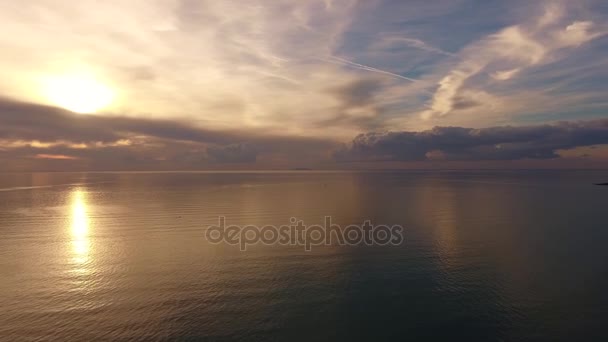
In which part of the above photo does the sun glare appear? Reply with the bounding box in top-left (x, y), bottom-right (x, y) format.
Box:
top-left (70, 189), bottom-right (90, 266)
top-left (45, 75), bottom-right (114, 114)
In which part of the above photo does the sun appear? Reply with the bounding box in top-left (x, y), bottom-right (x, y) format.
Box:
top-left (44, 74), bottom-right (114, 114)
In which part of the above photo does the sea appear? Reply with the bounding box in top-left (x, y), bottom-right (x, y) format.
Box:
top-left (1, 170), bottom-right (607, 341)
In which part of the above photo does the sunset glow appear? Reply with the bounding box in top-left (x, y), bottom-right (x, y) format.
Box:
top-left (44, 74), bottom-right (114, 114)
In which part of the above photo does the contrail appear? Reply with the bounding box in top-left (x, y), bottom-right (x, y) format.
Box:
top-left (327, 55), bottom-right (420, 82)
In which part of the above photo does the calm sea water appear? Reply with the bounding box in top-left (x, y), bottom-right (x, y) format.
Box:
top-left (1, 171), bottom-right (607, 341)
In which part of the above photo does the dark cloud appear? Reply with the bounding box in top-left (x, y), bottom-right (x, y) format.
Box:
top-left (207, 143), bottom-right (258, 163)
top-left (316, 108), bottom-right (387, 131)
top-left (318, 78), bottom-right (387, 130)
top-left (0, 139), bottom-right (212, 170)
top-left (331, 78), bottom-right (383, 108)
top-left (0, 98), bottom-right (241, 144)
top-left (334, 119), bottom-right (608, 162)
top-left (0, 98), bottom-right (337, 170)
top-left (451, 95), bottom-right (481, 110)
top-left (4, 97), bottom-right (607, 170)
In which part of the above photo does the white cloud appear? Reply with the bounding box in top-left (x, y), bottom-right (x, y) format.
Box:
top-left (373, 35), bottom-right (456, 57)
top-left (419, 2), bottom-right (605, 121)
top-left (491, 68), bottom-right (521, 81)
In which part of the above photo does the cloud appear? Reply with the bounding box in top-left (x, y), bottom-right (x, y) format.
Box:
top-left (372, 35), bottom-right (456, 57)
top-left (2, 99), bottom-right (607, 170)
top-left (420, 2), bottom-right (607, 120)
top-left (207, 143), bottom-right (258, 163)
top-left (313, 78), bottom-right (392, 131)
top-left (331, 78), bottom-right (384, 108)
top-left (334, 119), bottom-right (608, 162)
top-left (0, 98), bottom-right (338, 170)
top-left (0, 98), bottom-right (240, 144)
top-left (34, 154), bottom-right (78, 160)
top-left (490, 68), bottom-right (521, 81)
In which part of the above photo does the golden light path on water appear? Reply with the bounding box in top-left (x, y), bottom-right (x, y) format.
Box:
top-left (70, 189), bottom-right (91, 271)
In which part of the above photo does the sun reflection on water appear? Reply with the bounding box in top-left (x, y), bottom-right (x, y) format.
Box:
top-left (70, 189), bottom-right (91, 268)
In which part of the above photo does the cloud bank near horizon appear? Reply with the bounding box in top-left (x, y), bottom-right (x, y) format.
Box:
top-left (334, 120), bottom-right (608, 162)
top-left (1, 98), bottom-right (607, 170)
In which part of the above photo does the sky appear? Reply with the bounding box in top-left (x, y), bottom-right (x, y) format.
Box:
top-left (1, 0), bottom-right (608, 170)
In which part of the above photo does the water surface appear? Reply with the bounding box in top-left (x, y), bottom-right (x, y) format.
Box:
top-left (1, 171), bottom-right (607, 341)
